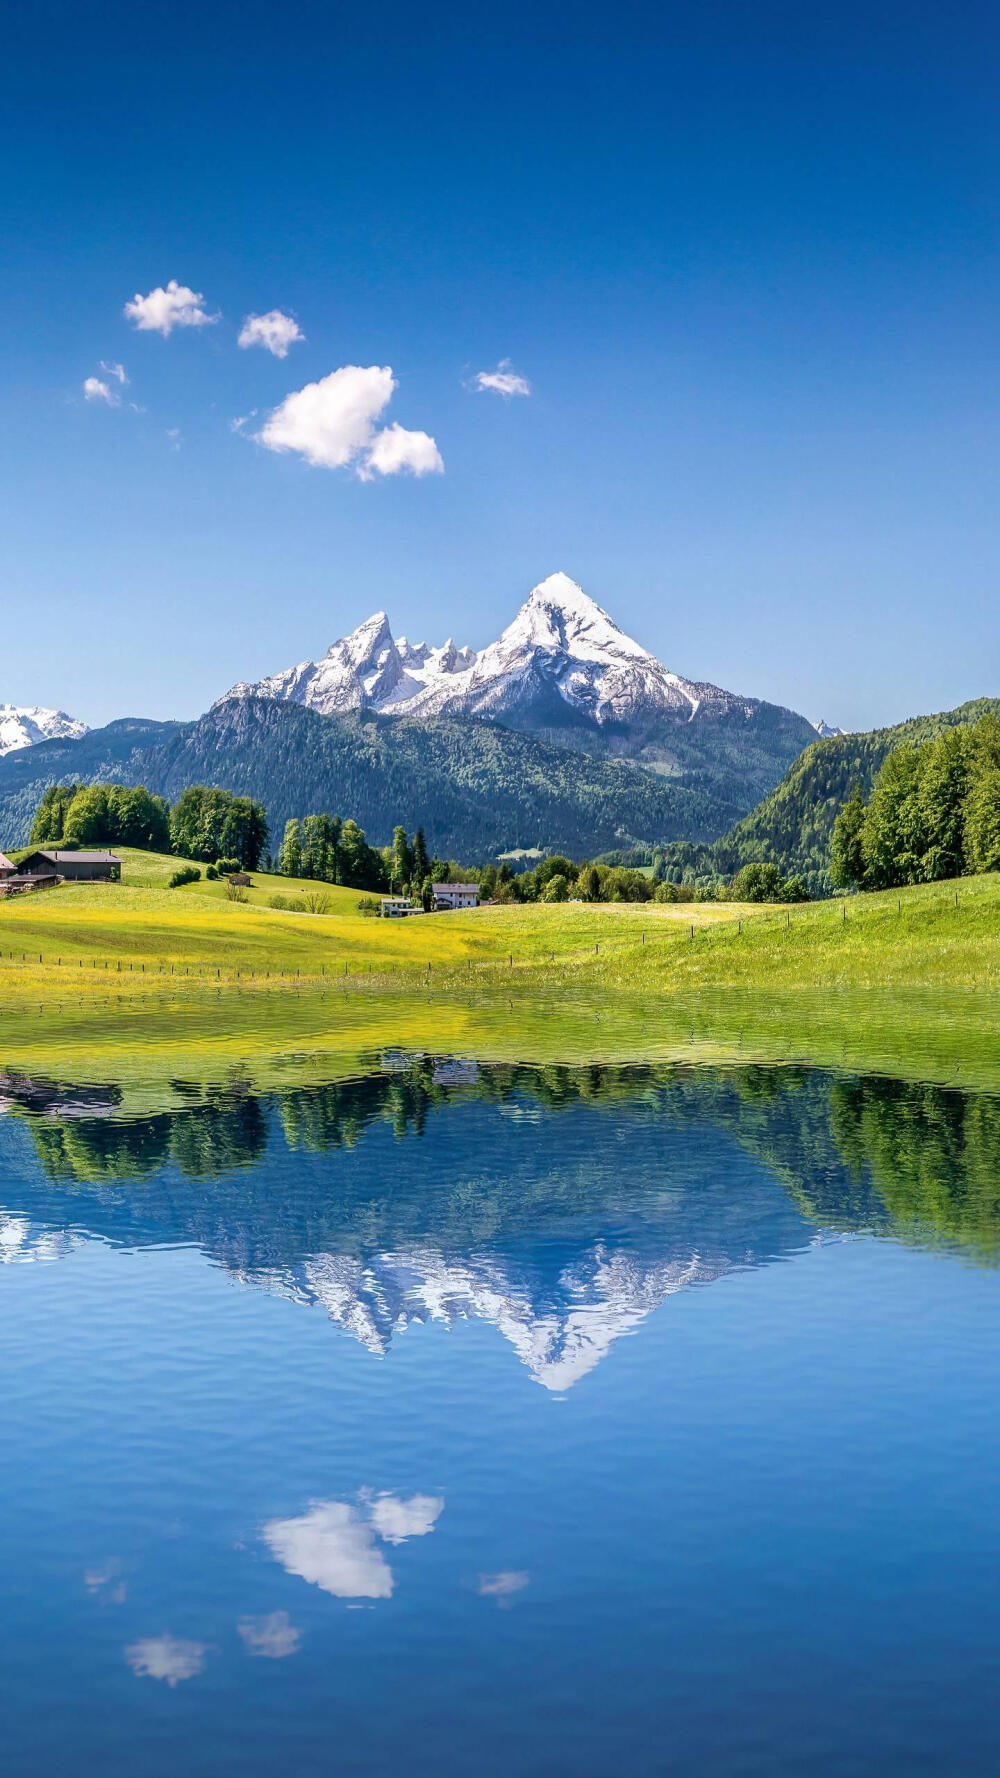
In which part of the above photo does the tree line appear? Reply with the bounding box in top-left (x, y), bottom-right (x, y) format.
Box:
top-left (830, 714), bottom-right (1000, 891)
top-left (31, 783), bottom-right (269, 870)
top-left (26, 781), bottom-right (810, 907)
top-left (276, 816), bottom-right (479, 906)
top-left (478, 855), bottom-right (806, 904)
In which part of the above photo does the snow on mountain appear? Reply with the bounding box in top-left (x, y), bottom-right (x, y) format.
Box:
top-left (0, 704), bottom-right (89, 758)
top-left (243, 1239), bottom-right (737, 1390)
top-left (812, 718), bottom-right (848, 739)
top-left (222, 572), bottom-right (762, 733)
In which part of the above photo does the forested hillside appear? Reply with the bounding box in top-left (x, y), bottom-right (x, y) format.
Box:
top-left (0, 719), bottom-right (181, 850)
top-left (0, 697), bottom-right (745, 859)
top-left (142, 698), bottom-right (742, 857)
top-left (662, 697), bottom-right (1000, 895)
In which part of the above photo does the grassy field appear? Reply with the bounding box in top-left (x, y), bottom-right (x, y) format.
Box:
top-left (1, 848), bottom-right (999, 1094)
top-left (0, 846), bottom-right (751, 983)
top-left (2, 845), bottom-right (1000, 989)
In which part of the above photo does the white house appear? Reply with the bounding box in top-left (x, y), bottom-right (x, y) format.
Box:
top-left (432, 883), bottom-right (480, 911)
top-left (381, 895), bottom-right (423, 918)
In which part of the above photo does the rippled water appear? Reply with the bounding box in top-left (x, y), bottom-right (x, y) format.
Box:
top-left (3, 1055), bottom-right (1000, 1776)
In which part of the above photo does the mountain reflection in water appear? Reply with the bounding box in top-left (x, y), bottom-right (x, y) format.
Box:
top-left (3, 1058), bottom-right (999, 1389)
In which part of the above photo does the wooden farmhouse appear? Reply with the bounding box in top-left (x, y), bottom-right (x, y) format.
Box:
top-left (15, 850), bottom-right (122, 883)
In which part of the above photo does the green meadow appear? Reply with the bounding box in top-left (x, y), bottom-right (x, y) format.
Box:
top-left (1, 847), bottom-right (999, 1098)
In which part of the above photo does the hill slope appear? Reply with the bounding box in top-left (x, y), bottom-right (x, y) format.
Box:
top-left (0, 698), bottom-right (746, 858)
top-left (141, 697), bottom-right (746, 856)
top-left (668, 696), bottom-right (1000, 894)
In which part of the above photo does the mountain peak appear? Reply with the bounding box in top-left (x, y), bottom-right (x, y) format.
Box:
top-left (221, 573), bottom-right (811, 745)
top-left (0, 703), bottom-right (89, 758)
top-left (526, 571), bottom-right (599, 613)
top-left (502, 572), bottom-right (649, 666)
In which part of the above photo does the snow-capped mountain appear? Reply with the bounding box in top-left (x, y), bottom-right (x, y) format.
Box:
top-left (224, 572), bottom-right (800, 736)
top-left (812, 718), bottom-right (848, 739)
top-left (0, 704), bottom-right (88, 758)
top-left (239, 1241), bottom-right (741, 1391)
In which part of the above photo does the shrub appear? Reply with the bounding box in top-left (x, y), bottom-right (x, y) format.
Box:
top-left (226, 882), bottom-right (248, 903)
top-left (216, 857), bottom-right (242, 876)
top-left (168, 866), bottom-right (201, 888)
top-left (205, 864), bottom-right (219, 880)
top-left (302, 891), bottom-right (331, 914)
top-left (653, 881), bottom-right (678, 903)
top-left (268, 894), bottom-right (306, 912)
top-left (357, 896), bottom-right (381, 916)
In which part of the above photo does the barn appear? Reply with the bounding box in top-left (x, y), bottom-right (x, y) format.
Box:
top-left (16, 850), bottom-right (122, 882)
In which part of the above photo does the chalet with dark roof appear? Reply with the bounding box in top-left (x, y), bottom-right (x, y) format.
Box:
top-left (16, 850), bottom-right (122, 882)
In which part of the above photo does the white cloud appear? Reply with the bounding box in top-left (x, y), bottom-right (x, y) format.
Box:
top-left (84, 1559), bottom-right (126, 1602)
top-left (262, 1492), bottom-right (444, 1599)
top-left (124, 279), bottom-right (217, 336)
top-left (125, 1633), bottom-right (206, 1686)
top-left (262, 1501), bottom-right (394, 1598)
top-left (368, 1492), bottom-right (444, 1544)
top-left (477, 1570), bottom-right (530, 1603)
top-left (238, 310), bottom-right (304, 358)
top-left (257, 364), bottom-right (393, 469)
top-left (100, 361), bottom-right (128, 385)
top-left (166, 427), bottom-right (181, 451)
top-left (471, 359), bottom-right (531, 397)
top-left (237, 1611), bottom-right (301, 1658)
top-left (361, 423), bottom-right (444, 481)
top-left (83, 376), bottom-right (119, 406)
top-left (255, 364), bottom-right (443, 479)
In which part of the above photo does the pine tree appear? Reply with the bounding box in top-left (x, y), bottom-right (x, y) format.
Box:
top-left (278, 818), bottom-right (302, 877)
top-left (390, 825), bottom-right (412, 889)
top-left (301, 814), bottom-right (326, 879)
top-left (412, 827), bottom-right (430, 885)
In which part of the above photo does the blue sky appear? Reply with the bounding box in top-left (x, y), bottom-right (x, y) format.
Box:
top-left (2, 0), bottom-right (998, 731)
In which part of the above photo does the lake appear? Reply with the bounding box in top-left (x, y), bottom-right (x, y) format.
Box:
top-left (3, 1053), bottom-right (1000, 1776)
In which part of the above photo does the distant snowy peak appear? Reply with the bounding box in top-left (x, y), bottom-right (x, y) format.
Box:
top-left (243, 1239), bottom-right (736, 1390)
top-left (223, 572), bottom-right (758, 731)
top-left (812, 718), bottom-right (848, 739)
top-left (0, 704), bottom-right (89, 758)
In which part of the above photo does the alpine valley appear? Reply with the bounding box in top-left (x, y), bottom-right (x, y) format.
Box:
top-left (0, 575), bottom-right (819, 858)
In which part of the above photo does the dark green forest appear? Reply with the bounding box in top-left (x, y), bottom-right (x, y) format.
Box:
top-left (830, 715), bottom-right (1000, 890)
top-left (657, 698), bottom-right (1000, 896)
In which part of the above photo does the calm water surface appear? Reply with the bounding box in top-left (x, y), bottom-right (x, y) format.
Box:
top-left (3, 1056), bottom-right (1000, 1776)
